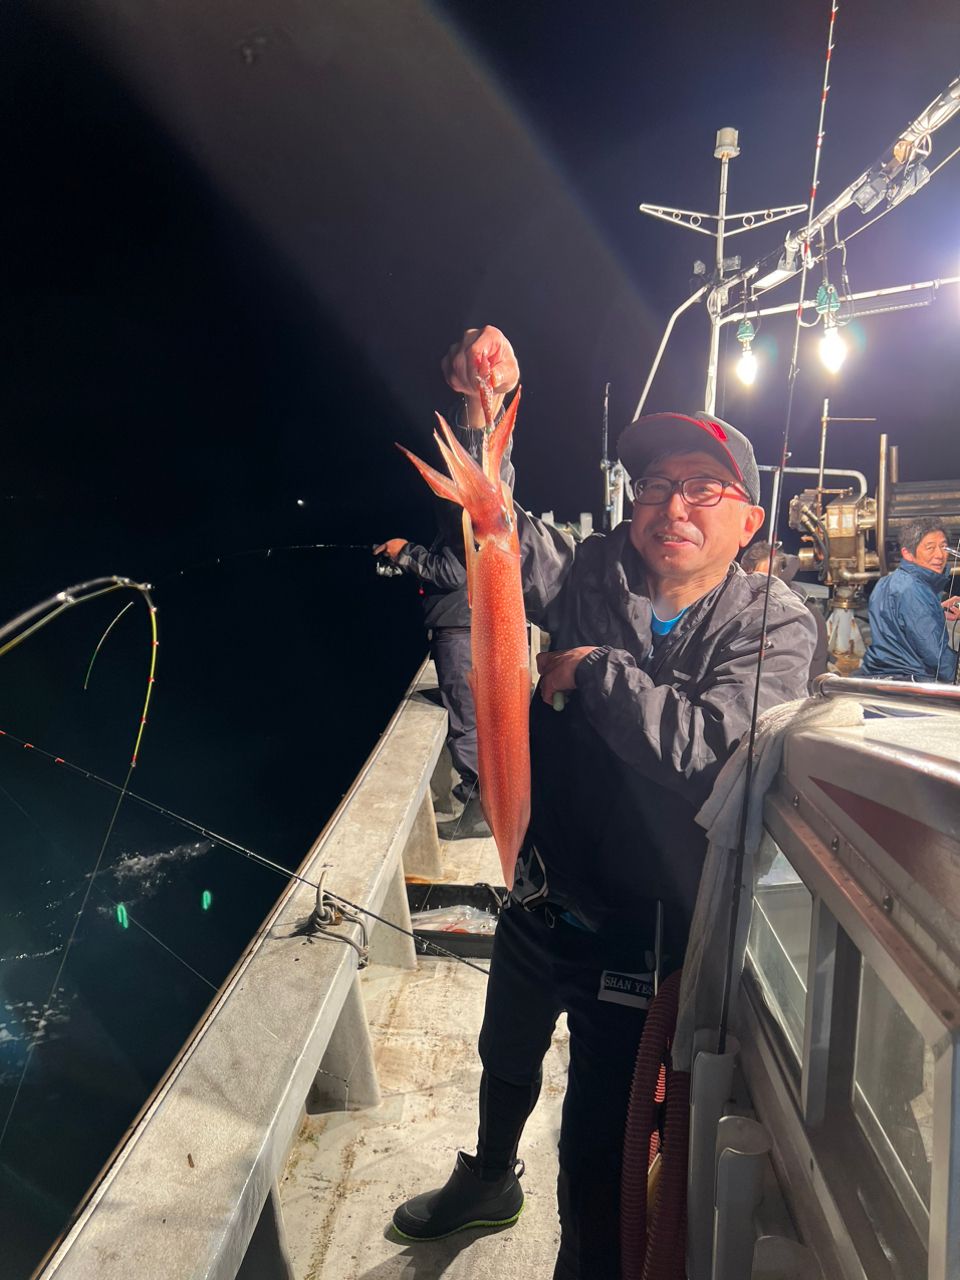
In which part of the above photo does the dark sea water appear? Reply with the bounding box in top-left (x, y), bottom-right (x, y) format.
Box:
top-left (0, 554), bottom-right (426, 1278)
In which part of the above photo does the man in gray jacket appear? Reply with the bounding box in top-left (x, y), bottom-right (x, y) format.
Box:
top-left (392, 327), bottom-right (816, 1279)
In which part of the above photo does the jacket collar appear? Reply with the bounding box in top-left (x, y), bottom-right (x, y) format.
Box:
top-left (606, 523), bottom-right (738, 641)
top-left (897, 558), bottom-right (949, 591)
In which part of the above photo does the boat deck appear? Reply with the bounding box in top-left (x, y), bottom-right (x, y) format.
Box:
top-left (279, 792), bottom-right (569, 1280)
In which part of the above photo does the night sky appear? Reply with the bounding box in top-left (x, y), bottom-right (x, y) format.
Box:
top-left (2, 0), bottom-right (960, 842)
top-left (6, 0), bottom-right (960, 556)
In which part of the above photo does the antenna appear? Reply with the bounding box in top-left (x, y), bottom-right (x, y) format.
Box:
top-left (637, 129), bottom-right (806, 415)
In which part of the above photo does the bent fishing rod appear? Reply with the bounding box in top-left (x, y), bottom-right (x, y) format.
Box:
top-left (0, 577), bottom-right (158, 1152)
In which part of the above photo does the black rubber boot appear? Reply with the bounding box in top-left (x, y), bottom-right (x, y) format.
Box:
top-left (437, 794), bottom-right (492, 841)
top-left (392, 1152), bottom-right (525, 1240)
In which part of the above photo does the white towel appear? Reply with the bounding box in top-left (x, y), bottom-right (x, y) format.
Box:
top-left (672, 695), bottom-right (864, 1072)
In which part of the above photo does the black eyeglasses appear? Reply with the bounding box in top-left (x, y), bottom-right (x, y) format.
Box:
top-left (632, 475), bottom-right (750, 507)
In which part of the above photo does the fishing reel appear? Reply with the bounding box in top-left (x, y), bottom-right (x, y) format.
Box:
top-left (374, 552), bottom-right (403, 578)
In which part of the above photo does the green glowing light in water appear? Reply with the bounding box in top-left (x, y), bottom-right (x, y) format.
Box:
top-left (116, 903), bottom-right (129, 929)
top-left (201, 890), bottom-right (213, 911)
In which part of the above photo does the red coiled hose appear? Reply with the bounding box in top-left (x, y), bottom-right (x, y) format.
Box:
top-left (620, 969), bottom-right (689, 1280)
top-left (642, 1067), bottom-right (690, 1280)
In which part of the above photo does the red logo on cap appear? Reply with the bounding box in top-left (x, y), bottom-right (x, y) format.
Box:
top-left (701, 418), bottom-right (728, 442)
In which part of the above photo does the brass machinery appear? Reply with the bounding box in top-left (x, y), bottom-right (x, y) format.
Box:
top-left (786, 403), bottom-right (960, 671)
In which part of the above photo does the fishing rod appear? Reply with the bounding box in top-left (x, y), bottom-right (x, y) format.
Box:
top-left (163, 542), bottom-right (373, 584)
top-left (716, 0), bottom-right (840, 1056)
top-left (0, 578), bottom-right (159, 1154)
top-left (0, 725), bottom-right (492, 977)
top-left (83, 543), bottom-right (393, 688)
top-left (0, 577), bottom-right (158, 766)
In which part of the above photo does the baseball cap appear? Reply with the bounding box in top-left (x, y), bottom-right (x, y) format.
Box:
top-left (617, 411), bottom-right (761, 506)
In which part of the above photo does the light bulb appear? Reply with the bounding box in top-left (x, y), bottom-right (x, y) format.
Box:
top-left (819, 325), bottom-right (847, 374)
top-left (736, 346), bottom-right (757, 386)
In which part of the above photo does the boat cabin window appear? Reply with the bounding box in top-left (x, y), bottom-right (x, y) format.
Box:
top-left (746, 833), bottom-right (812, 1067)
top-left (740, 803), bottom-right (954, 1279)
top-left (854, 959), bottom-right (934, 1230)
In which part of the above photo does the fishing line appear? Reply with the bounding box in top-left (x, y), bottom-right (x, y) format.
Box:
top-left (84, 602), bottom-right (134, 690)
top-left (0, 792), bottom-right (282, 1051)
top-left (440, 773), bottom-right (480, 841)
top-left (93, 885), bottom-right (221, 994)
top-left (716, 0), bottom-right (839, 1055)
top-left (0, 776), bottom-right (60, 842)
top-left (0, 727), bottom-right (491, 977)
top-left (163, 543), bottom-right (372, 585)
top-left (0, 766), bottom-right (214, 996)
top-left (0, 580), bottom-right (158, 1154)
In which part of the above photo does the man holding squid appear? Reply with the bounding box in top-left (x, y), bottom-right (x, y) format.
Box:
top-left (392, 326), bottom-right (817, 1279)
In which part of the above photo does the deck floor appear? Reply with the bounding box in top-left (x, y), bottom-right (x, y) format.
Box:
top-left (279, 803), bottom-right (569, 1279)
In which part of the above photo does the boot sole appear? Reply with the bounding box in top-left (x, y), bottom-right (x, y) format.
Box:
top-left (392, 1200), bottom-right (524, 1241)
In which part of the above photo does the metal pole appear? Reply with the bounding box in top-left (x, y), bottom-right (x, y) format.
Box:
top-left (632, 285), bottom-right (709, 421)
top-left (716, 153), bottom-right (729, 281)
top-left (877, 433), bottom-right (889, 575)
top-left (753, 70), bottom-right (960, 295)
top-left (718, 274), bottom-right (960, 330)
top-left (756, 463), bottom-right (868, 498)
top-left (704, 131), bottom-right (739, 415)
top-left (817, 398), bottom-right (829, 516)
top-left (704, 289), bottom-right (723, 417)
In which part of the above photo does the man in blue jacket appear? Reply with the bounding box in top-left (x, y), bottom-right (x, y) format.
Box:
top-left (860, 518), bottom-right (960, 681)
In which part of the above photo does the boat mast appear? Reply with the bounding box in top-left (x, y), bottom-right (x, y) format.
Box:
top-left (634, 69), bottom-right (960, 420)
top-left (635, 129), bottom-right (805, 417)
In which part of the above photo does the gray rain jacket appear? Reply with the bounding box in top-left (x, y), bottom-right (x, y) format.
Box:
top-left (511, 513), bottom-right (817, 934)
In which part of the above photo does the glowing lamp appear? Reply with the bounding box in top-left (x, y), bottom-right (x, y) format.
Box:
top-left (736, 347), bottom-right (757, 386)
top-left (819, 323), bottom-right (847, 374)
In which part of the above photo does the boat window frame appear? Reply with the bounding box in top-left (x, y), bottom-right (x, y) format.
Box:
top-left (741, 786), bottom-right (960, 1280)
